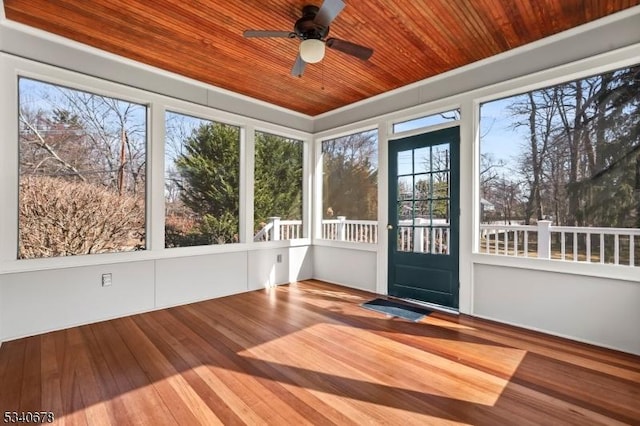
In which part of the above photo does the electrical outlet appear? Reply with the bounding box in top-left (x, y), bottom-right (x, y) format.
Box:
top-left (276, 254), bottom-right (283, 263)
top-left (101, 273), bottom-right (112, 287)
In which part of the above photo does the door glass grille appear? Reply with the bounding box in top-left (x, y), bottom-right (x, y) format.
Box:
top-left (396, 142), bottom-right (451, 254)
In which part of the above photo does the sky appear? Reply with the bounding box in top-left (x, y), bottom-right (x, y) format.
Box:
top-left (479, 96), bottom-right (529, 177)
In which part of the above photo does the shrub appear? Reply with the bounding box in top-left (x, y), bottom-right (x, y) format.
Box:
top-left (19, 176), bottom-right (145, 258)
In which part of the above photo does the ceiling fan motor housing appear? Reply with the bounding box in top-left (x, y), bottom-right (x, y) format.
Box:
top-left (295, 5), bottom-right (329, 40)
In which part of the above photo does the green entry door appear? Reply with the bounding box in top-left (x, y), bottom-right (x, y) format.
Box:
top-left (388, 126), bottom-right (460, 309)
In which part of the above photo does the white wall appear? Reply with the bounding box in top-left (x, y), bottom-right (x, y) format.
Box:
top-left (313, 246), bottom-right (377, 292)
top-left (246, 246), bottom-right (313, 291)
top-left (155, 253), bottom-right (249, 308)
top-left (1, 261), bottom-right (156, 340)
top-left (0, 246), bottom-right (313, 341)
top-left (474, 264), bottom-right (640, 355)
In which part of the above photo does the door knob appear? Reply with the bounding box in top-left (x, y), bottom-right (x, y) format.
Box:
top-left (387, 224), bottom-right (394, 230)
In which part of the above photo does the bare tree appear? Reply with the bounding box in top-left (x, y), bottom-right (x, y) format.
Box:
top-left (18, 78), bottom-right (147, 258)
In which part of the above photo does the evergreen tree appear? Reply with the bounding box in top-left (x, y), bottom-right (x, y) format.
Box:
top-left (174, 122), bottom-right (240, 244)
top-left (254, 133), bottom-right (303, 230)
top-left (574, 67), bottom-right (640, 227)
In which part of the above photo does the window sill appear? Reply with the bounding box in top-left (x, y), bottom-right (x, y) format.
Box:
top-left (472, 253), bottom-right (640, 283)
top-left (312, 239), bottom-right (378, 252)
top-left (0, 239), bottom-right (312, 275)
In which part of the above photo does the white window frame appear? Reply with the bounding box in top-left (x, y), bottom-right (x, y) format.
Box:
top-left (252, 127), bottom-right (309, 243)
top-left (2, 56), bottom-right (153, 269)
top-left (469, 44), bottom-right (640, 282)
top-left (0, 54), bottom-right (312, 274)
top-left (313, 124), bottom-right (380, 251)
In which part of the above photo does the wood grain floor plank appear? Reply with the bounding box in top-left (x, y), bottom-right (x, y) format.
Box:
top-left (172, 304), bottom-right (340, 425)
top-left (40, 333), bottom-right (65, 421)
top-left (0, 280), bottom-right (639, 425)
top-left (19, 336), bottom-right (41, 411)
top-left (0, 338), bottom-right (26, 413)
top-left (111, 317), bottom-right (221, 425)
top-left (90, 320), bottom-right (177, 425)
top-left (131, 310), bottom-right (262, 425)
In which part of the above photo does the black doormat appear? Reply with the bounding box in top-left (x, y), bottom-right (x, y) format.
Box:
top-left (361, 298), bottom-right (432, 322)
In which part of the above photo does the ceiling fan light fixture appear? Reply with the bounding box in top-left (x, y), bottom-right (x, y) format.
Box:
top-left (299, 38), bottom-right (325, 63)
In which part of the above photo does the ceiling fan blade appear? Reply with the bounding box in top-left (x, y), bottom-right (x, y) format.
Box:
top-left (291, 54), bottom-right (306, 77)
top-left (314, 0), bottom-right (345, 27)
top-left (243, 30), bottom-right (295, 38)
top-left (326, 38), bottom-right (373, 60)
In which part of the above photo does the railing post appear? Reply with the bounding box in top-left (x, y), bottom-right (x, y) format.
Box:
top-left (413, 218), bottom-right (426, 253)
top-left (337, 216), bottom-right (346, 241)
top-left (269, 217), bottom-right (281, 241)
top-left (537, 220), bottom-right (551, 259)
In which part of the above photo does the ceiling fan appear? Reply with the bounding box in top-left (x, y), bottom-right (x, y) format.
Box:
top-left (243, 0), bottom-right (374, 77)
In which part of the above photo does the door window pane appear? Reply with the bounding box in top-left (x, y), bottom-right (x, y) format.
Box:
top-left (398, 201), bottom-right (414, 221)
top-left (414, 147), bottom-right (430, 174)
top-left (397, 150), bottom-right (413, 175)
top-left (414, 175), bottom-right (432, 200)
top-left (398, 176), bottom-right (414, 200)
top-left (397, 227), bottom-right (413, 252)
top-left (431, 144), bottom-right (451, 172)
top-left (432, 199), bottom-right (450, 222)
top-left (431, 172), bottom-right (450, 200)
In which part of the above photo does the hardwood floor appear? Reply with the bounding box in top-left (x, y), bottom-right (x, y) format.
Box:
top-left (1, 280), bottom-right (639, 425)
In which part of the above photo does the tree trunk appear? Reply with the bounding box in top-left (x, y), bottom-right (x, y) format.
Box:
top-left (117, 128), bottom-right (127, 196)
top-left (524, 92), bottom-right (543, 223)
top-left (567, 83), bottom-right (583, 226)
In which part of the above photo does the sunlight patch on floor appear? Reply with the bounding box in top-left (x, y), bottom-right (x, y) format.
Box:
top-left (293, 286), bottom-right (368, 301)
top-left (421, 316), bottom-right (477, 330)
top-left (238, 322), bottom-right (527, 407)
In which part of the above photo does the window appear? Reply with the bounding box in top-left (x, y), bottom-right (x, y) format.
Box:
top-left (253, 132), bottom-right (303, 242)
top-left (164, 111), bottom-right (240, 247)
top-left (397, 144), bottom-right (452, 254)
top-left (18, 78), bottom-right (147, 259)
top-left (393, 109), bottom-right (460, 133)
top-left (321, 129), bottom-right (378, 243)
top-left (479, 63), bottom-right (640, 266)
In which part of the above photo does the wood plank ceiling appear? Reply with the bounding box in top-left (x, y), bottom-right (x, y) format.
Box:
top-left (4, 1), bottom-right (640, 116)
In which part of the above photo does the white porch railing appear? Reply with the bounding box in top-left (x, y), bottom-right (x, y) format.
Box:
top-left (254, 216), bottom-right (378, 243)
top-left (322, 216), bottom-right (378, 243)
top-left (254, 217), bottom-right (639, 266)
top-left (254, 217), bottom-right (303, 242)
top-left (480, 221), bottom-right (640, 267)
